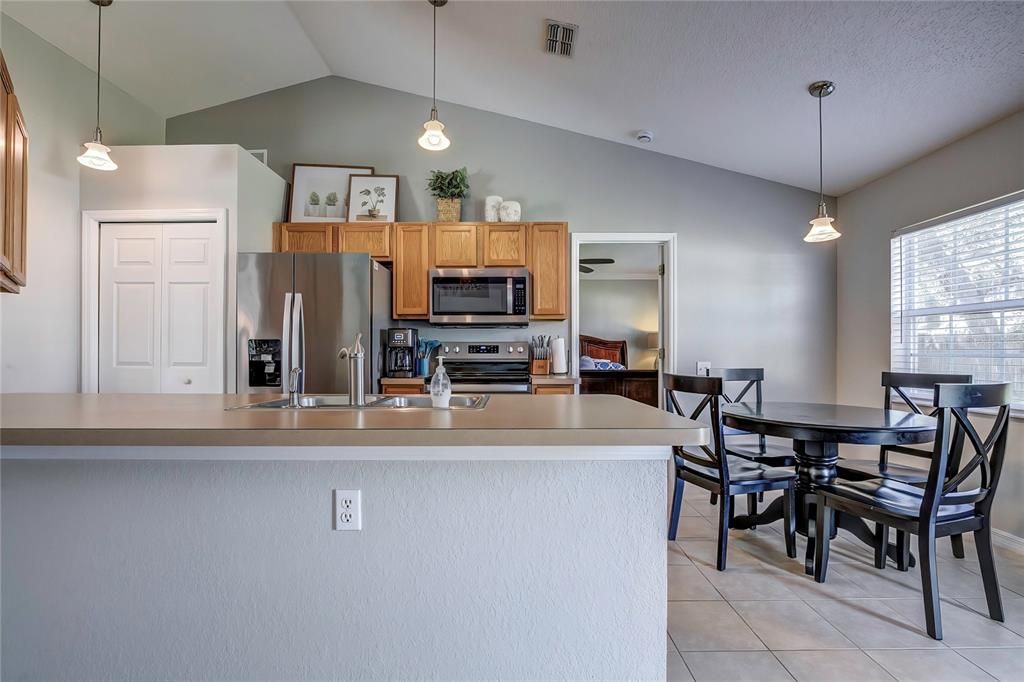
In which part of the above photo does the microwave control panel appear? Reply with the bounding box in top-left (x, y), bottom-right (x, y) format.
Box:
top-left (512, 280), bottom-right (528, 315)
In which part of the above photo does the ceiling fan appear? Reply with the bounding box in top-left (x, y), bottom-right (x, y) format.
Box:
top-left (579, 258), bottom-right (615, 274)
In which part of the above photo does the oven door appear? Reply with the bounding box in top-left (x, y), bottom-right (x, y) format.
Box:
top-left (429, 268), bottom-right (529, 326)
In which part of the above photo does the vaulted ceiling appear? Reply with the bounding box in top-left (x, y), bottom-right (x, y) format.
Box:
top-left (5, 1), bottom-right (1022, 195)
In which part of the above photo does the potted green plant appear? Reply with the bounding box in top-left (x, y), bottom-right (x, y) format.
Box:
top-left (324, 191), bottom-right (342, 218)
top-left (359, 186), bottom-right (387, 219)
top-left (427, 167), bottom-right (469, 222)
top-left (305, 191), bottom-right (322, 218)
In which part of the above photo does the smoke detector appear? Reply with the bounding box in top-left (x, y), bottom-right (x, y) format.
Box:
top-left (544, 19), bottom-right (578, 57)
top-left (635, 130), bottom-right (654, 144)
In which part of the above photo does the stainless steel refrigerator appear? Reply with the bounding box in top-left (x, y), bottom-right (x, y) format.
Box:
top-left (236, 252), bottom-right (392, 394)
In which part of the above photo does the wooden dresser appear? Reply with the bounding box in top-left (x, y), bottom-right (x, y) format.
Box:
top-left (580, 369), bottom-right (659, 407)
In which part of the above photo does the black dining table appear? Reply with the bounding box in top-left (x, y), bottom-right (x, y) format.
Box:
top-left (721, 401), bottom-right (937, 574)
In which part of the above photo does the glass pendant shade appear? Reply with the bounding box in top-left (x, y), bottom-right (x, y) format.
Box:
top-left (804, 208), bottom-right (841, 242)
top-left (418, 118), bottom-right (450, 151)
top-left (77, 140), bottom-right (118, 171)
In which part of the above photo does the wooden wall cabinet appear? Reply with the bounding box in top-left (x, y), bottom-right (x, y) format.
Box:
top-left (481, 223), bottom-right (528, 267)
top-left (274, 222), bottom-right (333, 253)
top-left (528, 222), bottom-right (568, 319)
top-left (393, 222), bottom-right (431, 318)
top-left (1, 51), bottom-right (28, 294)
top-left (433, 223), bottom-right (478, 267)
top-left (336, 222), bottom-right (391, 259)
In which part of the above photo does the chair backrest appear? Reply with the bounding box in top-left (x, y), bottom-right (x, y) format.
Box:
top-left (880, 371), bottom-right (972, 462)
top-left (919, 382), bottom-right (1012, 523)
top-left (664, 373), bottom-right (728, 485)
top-left (580, 335), bottom-right (628, 366)
top-left (708, 367), bottom-right (766, 451)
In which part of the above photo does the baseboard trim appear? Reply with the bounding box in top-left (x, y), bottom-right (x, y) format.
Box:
top-left (992, 528), bottom-right (1024, 555)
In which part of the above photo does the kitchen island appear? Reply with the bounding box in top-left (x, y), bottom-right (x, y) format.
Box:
top-left (1, 393), bottom-right (705, 680)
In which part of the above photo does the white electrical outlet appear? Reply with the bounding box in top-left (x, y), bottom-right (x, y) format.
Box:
top-left (696, 361), bottom-right (712, 375)
top-left (333, 489), bottom-right (362, 531)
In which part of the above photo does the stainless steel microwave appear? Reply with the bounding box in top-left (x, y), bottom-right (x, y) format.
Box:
top-left (428, 267), bottom-right (530, 326)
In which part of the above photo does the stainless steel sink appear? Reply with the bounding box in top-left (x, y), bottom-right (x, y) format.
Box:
top-left (231, 394), bottom-right (489, 410)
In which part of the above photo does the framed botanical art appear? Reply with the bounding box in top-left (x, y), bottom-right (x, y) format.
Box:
top-left (289, 163), bottom-right (374, 222)
top-left (347, 175), bottom-right (400, 222)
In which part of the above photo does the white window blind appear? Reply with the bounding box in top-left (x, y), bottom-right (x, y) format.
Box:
top-left (891, 194), bottom-right (1024, 408)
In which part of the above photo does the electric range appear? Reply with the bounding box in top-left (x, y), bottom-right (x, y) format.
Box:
top-left (435, 341), bottom-right (531, 393)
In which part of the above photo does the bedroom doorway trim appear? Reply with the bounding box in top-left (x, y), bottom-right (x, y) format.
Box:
top-left (570, 232), bottom-right (678, 381)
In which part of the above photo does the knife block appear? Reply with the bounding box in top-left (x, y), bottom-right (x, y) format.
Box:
top-left (530, 359), bottom-right (550, 376)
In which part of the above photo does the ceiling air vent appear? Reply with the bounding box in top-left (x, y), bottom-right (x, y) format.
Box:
top-left (544, 20), bottom-right (578, 57)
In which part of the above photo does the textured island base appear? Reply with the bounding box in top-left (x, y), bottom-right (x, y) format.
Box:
top-left (2, 452), bottom-right (667, 680)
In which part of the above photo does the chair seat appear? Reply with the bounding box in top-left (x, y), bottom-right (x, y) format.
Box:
top-left (676, 450), bottom-right (795, 486)
top-left (726, 441), bottom-right (796, 467)
top-left (819, 477), bottom-right (976, 522)
top-left (837, 458), bottom-right (929, 484)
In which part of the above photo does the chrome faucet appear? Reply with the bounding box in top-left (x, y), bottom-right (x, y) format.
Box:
top-left (338, 333), bottom-right (366, 407)
top-left (288, 367), bottom-right (303, 408)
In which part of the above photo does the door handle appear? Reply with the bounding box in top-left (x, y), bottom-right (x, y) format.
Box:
top-left (292, 293), bottom-right (305, 392)
top-left (281, 292), bottom-right (293, 394)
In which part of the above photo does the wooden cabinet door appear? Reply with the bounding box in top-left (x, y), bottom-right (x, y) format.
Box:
top-left (393, 223), bottom-right (431, 318)
top-left (433, 223), bottom-right (478, 267)
top-left (274, 223), bottom-right (333, 253)
top-left (0, 52), bottom-right (9, 286)
top-left (4, 92), bottom-right (27, 288)
top-left (481, 223), bottom-right (527, 266)
top-left (336, 222), bottom-right (391, 259)
top-left (528, 222), bottom-right (568, 319)
top-left (532, 384), bottom-right (575, 395)
top-left (382, 385), bottom-right (425, 395)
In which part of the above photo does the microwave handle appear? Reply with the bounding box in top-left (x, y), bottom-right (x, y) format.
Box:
top-left (507, 278), bottom-right (514, 314)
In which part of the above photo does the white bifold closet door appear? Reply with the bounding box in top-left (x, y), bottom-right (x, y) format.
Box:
top-left (98, 222), bottom-right (225, 393)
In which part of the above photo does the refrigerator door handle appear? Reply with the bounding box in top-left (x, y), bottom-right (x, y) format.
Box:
top-left (293, 292), bottom-right (305, 392)
top-left (280, 292), bottom-right (293, 395)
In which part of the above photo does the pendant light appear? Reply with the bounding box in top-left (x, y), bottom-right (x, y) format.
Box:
top-left (804, 80), bottom-right (839, 242)
top-left (418, 0), bottom-right (451, 151)
top-left (77, 0), bottom-right (118, 171)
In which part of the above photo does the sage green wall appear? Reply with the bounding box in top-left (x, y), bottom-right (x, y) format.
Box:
top-left (169, 76), bottom-right (836, 402)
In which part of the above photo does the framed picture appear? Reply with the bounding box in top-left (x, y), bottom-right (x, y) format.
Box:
top-left (289, 163), bottom-right (374, 222)
top-left (347, 174), bottom-right (399, 222)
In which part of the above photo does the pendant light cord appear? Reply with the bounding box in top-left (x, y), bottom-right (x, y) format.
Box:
top-left (431, 2), bottom-right (437, 113)
top-left (94, 1), bottom-right (103, 142)
top-left (818, 92), bottom-right (824, 208)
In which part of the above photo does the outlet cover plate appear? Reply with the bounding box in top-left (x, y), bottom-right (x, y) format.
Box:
top-left (696, 361), bottom-right (711, 375)
top-left (333, 489), bottom-right (362, 531)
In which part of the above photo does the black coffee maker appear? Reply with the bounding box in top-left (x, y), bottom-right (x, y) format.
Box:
top-left (383, 328), bottom-right (419, 378)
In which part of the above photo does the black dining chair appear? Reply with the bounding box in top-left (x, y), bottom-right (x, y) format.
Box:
top-left (837, 371), bottom-right (972, 561)
top-left (812, 382), bottom-right (1012, 640)
top-left (666, 373), bottom-right (797, 570)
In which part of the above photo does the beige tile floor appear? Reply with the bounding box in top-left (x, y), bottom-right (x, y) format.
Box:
top-left (667, 486), bottom-right (1024, 681)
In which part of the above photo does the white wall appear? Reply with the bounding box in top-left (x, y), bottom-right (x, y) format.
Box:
top-left (168, 76), bottom-right (837, 403)
top-left (237, 149), bottom-right (288, 252)
top-left (0, 18), bottom-right (165, 393)
top-left (836, 111), bottom-right (1024, 536)
top-left (580, 279), bottom-right (659, 369)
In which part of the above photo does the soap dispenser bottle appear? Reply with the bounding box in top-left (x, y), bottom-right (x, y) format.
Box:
top-left (430, 357), bottom-right (452, 408)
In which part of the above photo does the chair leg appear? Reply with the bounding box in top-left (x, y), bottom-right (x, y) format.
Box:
top-left (874, 523), bottom-right (889, 569)
top-left (716, 494), bottom-right (731, 571)
top-left (668, 477), bottom-right (685, 541)
top-left (782, 485), bottom-right (796, 559)
top-left (746, 493), bottom-right (758, 527)
top-left (896, 531), bottom-right (911, 572)
top-left (950, 534), bottom-right (966, 559)
top-left (709, 492), bottom-right (718, 506)
top-left (919, 531), bottom-right (943, 640)
top-left (758, 491), bottom-right (764, 503)
top-left (974, 522), bottom-right (1004, 622)
top-left (814, 496), bottom-right (833, 583)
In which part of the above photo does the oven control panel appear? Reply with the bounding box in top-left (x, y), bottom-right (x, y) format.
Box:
top-left (438, 341), bottom-right (528, 361)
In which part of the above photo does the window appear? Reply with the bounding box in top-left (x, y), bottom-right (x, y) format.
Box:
top-left (891, 193), bottom-right (1024, 408)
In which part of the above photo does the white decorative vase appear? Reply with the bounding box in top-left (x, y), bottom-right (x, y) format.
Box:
top-left (484, 195), bottom-right (503, 222)
top-left (305, 202), bottom-right (320, 218)
top-left (498, 200), bottom-right (521, 222)
top-left (325, 204), bottom-right (342, 218)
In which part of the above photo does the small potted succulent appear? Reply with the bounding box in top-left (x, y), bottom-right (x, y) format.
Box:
top-left (427, 167), bottom-right (469, 222)
top-left (360, 186), bottom-right (387, 219)
top-left (324, 191), bottom-right (342, 218)
top-left (305, 191), bottom-right (322, 218)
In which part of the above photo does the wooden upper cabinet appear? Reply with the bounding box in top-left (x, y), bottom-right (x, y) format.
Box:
top-left (433, 223), bottom-right (478, 268)
top-left (393, 222), bottom-right (431, 318)
top-left (274, 222), bottom-right (334, 253)
top-left (1, 49), bottom-right (27, 294)
top-left (336, 222), bottom-right (391, 259)
top-left (528, 222), bottom-right (568, 319)
top-left (481, 223), bottom-right (527, 267)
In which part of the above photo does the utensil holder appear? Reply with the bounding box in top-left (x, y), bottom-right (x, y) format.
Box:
top-left (530, 359), bottom-right (550, 376)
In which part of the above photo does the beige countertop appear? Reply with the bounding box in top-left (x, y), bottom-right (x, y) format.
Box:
top-left (0, 393), bottom-right (707, 449)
